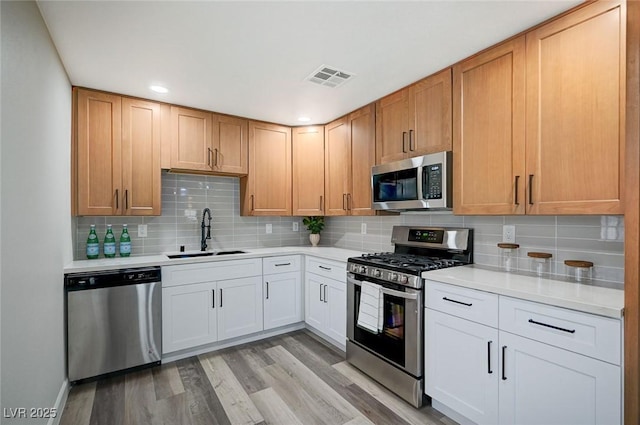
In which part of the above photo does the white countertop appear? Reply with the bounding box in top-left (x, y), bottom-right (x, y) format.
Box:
top-left (64, 246), bottom-right (364, 273)
top-left (422, 265), bottom-right (624, 318)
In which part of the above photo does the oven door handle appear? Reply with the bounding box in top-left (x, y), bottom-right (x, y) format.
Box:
top-left (347, 276), bottom-right (419, 300)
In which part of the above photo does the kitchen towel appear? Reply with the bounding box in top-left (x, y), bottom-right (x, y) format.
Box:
top-left (357, 281), bottom-right (383, 334)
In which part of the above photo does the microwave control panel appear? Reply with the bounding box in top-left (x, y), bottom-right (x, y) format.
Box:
top-left (423, 164), bottom-right (442, 199)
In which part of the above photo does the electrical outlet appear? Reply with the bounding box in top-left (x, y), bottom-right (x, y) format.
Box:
top-left (502, 225), bottom-right (516, 243)
top-left (292, 222), bottom-right (299, 232)
top-left (361, 223), bottom-right (367, 235)
top-left (266, 224), bottom-right (272, 234)
top-left (138, 224), bottom-right (148, 238)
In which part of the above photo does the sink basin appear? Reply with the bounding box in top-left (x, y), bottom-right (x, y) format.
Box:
top-left (214, 250), bottom-right (246, 255)
top-left (167, 252), bottom-right (215, 259)
top-left (166, 250), bottom-right (246, 259)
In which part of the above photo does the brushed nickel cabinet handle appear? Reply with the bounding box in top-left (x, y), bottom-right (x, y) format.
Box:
top-left (528, 174), bottom-right (534, 205)
top-left (409, 129), bottom-right (415, 151)
top-left (402, 132), bottom-right (408, 153)
top-left (514, 176), bottom-right (520, 206)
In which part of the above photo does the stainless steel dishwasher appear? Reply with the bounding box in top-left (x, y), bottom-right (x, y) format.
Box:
top-left (65, 267), bottom-right (162, 383)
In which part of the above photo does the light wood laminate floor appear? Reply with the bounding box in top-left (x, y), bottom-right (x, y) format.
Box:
top-left (60, 330), bottom-right (458, 425)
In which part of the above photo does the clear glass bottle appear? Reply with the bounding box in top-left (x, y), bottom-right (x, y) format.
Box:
top-left (103, 224), bottom-right (116, 258)
top-left (119, 224), bottom-right (131, 257)
top-left (86, 224), bottom-right (99, 259)
top-left (565, 260), bottom-right (593, 283)
top-left (498, 243), bottom-right (519, 272)
top-left (528, 252), bottom-right (552, 277)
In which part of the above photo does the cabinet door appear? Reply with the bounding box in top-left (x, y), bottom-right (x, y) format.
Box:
top-left (75, 89), bottom-right (122, 216)
top-left (217, 276), bottom-right (263, 341)
top-left (305, 274), bottom-right (326, 331)
top-left (212, 114), bottom-right (248, 175)
top-left (453, 37), bottom-right (526, 215)
top-left (375, 88), bottom-right (409, 164)
top-left (292, 126), bottom-right (325, 216)
top-left (243, 121), bottom-right (292, 216)
top-left (170, 106), bottom-right (213, 172)
top-left (348, 104), bottom-right (376, 216)
top-left (264, 271), bottom-right (303, 330)
top-left (162, 282), bottom-right (217, 353)
top-left (425, 309), bottom-right (499, 425)
top-left (499, 331), bottom-right (621, 425)
top-left (525, 0), bottom-right (625, 215)
top-left (324, 117), bottom-right (350, 216)
top-left (325, 278), bottom-right (347, 345)
top-left (409, 68), bottom-right (452, 156)
top-left (121, 98), bottom-right (161, 216)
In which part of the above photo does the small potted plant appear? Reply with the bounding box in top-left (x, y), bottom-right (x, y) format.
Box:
top-left (302, 216), bottom-right (325, 247)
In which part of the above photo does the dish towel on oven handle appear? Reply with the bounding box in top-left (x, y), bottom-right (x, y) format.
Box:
top-left (357, 281), bottom-right (383, 334)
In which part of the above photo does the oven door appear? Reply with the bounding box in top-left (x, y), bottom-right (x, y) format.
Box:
top-left (346, 274), bottom-right (423, 377)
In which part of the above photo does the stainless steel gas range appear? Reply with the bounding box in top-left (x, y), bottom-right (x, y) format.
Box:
top-left (346, 226), bottom-right (473, 408)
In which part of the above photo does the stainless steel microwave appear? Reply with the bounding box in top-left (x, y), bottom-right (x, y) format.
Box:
top-left (371, 151), bottom-right (452, 210)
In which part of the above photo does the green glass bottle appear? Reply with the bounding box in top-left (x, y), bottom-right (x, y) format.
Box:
top-left (86, 224), bottom-right (99, 259)
top-left (119, 224), bottom-right (131, 257)
top-left (104, 224), bottom-right (116, 258)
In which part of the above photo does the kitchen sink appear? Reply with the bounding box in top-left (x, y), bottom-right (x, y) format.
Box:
top-left (166, 250), bottom-right (246, 259)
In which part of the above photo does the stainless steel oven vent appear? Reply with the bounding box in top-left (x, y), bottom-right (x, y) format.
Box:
top-left (305, 65), bottom-right (355, 88)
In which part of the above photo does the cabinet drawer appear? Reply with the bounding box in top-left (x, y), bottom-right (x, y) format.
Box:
top-left (162, 258), bottom-right (263, 287)
top-left (305, 257), bottom-right (346, 282)
top-left (263, 255), bottom-right (301, 274)
top-left (426, 280), bottom-right (498, 328)
top-left (499, 296), bottom-right (621, 365)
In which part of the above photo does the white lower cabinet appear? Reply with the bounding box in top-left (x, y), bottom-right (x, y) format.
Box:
top-left (499, 331), bottom-right (620, 425)
top-left (263, 255), bottom-right (303, 330)
top-left (304, 257), bottom-right (347, 346)
top-left (426, 309), bottom-right (499, 425)
top-left (425, 281), bottom-right (622, 425)
top-left (162, 259), bottom-right (263, 354)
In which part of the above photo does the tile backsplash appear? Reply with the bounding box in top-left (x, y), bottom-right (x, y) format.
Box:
top-left (75, 172), bottom-right (625, 284)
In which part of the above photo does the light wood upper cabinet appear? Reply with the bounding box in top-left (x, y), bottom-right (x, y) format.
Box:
top-left (325, 104), bottom-right (376, 216)
top-left (74, 88), bottom-right (161, 216)
top-left (121, 98), bottom-right (161, 215)
top-left (525, 0), bottom-right (625, 215)
top-left (170, 106), bottom-right (213, 172)
top-left (293, 126), bottom-right (325, 216)
top-left (453, 37), bottom-right (526, 215)
top-left (212, 114), bottom-right (248, 175)
top-left (241, 121), bottom-right (292, 216)
top-left (376, 68), bottom-right (452, 164)
top-left (454, 1), bottom-right (625, 216)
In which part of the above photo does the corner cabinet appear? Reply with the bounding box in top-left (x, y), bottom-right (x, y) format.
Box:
top-left (240, 121), bottom-right (292, 216)
top-left (304, 257), bottom-right (347, 348)
top-left (292, 126), bottom-right (325, 216)
top-left (454, 0), bottom-right (625, 215)
top-left (375, 68), bottom-right (452, 164)
top-left (325, 104), bottom-right (376, 216)
top-left (425, 280), bottom-right (622, 425)
top-left (73, 88), bottom-right (161, 216)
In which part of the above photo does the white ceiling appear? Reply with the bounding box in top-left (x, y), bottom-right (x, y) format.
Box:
top-left (37, 1), bottom-right (581, 126)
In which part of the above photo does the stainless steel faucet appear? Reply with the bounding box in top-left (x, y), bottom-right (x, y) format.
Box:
top-left (201, 208), bottom-right (212, 251)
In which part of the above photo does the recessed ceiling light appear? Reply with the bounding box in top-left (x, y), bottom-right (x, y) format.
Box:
top-left (150, 85), bottom-right (169, 94)
top-left (298, 116), bottom-right (311, 122)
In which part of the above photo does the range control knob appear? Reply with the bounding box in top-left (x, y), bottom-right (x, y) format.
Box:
top-left (359, 266), bottom-right (367, 274)
top-left (399, 275), bottom-right (408, 284)
top-left (373, 269), bottom-right (382, 278)
top-left (389, 273), bottom-right (398, 281)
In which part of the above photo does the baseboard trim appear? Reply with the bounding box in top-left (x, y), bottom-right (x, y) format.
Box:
top-left (304, 325), bottom-right (346, 351)
top-left (48, 379), bottom-right (69, 425)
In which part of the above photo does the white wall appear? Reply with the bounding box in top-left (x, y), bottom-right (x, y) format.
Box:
top-left (1, 1), bottom-right (72, 423)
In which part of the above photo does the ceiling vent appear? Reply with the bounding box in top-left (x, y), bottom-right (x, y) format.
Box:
top-left (305, 65), bottom-right (355, 88)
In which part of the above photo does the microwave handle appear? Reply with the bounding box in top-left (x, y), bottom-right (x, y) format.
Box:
top-left (347, 276), bottom-right (419, 300)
